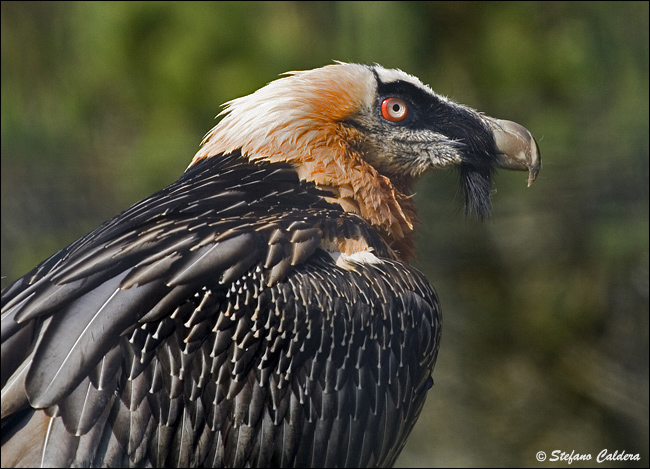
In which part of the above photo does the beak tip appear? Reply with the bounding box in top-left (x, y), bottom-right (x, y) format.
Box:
top-left (526, 138), bottom-right (542, 187)
top-left (527, 173), bottom-right (536, 187)
top-left (489, 118), bottom-right (541, 186)
top-left (527, 159), bottom-right (541, 187)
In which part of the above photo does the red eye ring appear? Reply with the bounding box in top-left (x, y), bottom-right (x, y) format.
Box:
top-left (381, 97), bottom-right (408, 122)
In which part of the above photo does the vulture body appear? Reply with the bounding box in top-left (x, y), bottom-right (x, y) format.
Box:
top-left (1, 63), bottom-right (540, 467)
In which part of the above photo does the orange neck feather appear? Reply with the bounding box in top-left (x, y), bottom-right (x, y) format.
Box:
top-left (260, 123), bottom-right (418, 261)
top-left (191, 64), bottom-right (419, 261)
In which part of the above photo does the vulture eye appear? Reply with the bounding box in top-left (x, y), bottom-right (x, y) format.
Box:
top-left (381, 97), bottom-right (408, 122)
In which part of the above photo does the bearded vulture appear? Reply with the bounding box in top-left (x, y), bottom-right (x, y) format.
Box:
top-left (1, 62), bottom-right (540, 468)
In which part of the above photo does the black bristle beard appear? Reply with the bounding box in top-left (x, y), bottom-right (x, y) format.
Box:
top-left (459, 164), bottom-right (494, 219)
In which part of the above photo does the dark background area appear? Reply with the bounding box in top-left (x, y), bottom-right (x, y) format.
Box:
top-left (1, 2), bottom-right (648, 467)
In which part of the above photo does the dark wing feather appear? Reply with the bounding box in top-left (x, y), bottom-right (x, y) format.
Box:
top-left (1, 152), bottom-right (440, 468)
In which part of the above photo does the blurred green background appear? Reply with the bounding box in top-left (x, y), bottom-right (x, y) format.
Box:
top-left (1, 2), bottom-right (648, 467)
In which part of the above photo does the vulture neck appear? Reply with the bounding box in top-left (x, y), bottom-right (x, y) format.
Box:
top-left (192, 123), bottom-right (419, 262)
top-left (291, 127), bottom-right (419, 262)
top-left (189, 64), bottom-right (419, 261)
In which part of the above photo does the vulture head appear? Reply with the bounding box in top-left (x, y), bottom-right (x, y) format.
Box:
top-left (193, 62), bottom-right (541, 259)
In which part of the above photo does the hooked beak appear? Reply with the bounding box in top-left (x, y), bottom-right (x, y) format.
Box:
top-left (486, 118), bottom-right (541, 187)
